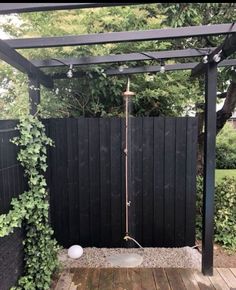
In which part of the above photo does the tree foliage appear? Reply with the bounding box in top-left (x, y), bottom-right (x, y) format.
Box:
top-left (0, 4), bottom-right (207, 118)
top-left (216, 122), bottom-right (236, 169)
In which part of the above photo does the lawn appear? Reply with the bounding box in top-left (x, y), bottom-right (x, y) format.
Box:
top-left (215, 169), bottom-right (236, 183)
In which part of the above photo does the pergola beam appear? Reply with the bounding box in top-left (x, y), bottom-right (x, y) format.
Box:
top-left (31, 48), bottom-right (215, 68)
top-left (0, 39), bottom-right (53, 88)
top-left (191, 32), bottom-right (236, 77)
top-left (5, 23), bottom-right (236, 49)
top-left (104, 59), bottom-right (236, 76)
top-left (0, 3), bottom-right (141, 14)
top-left (202, 62), bottom-right (217, 275)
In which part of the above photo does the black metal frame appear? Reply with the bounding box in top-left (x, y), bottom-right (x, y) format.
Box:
top-left (5, 23), bottom-right (236, 49)
top-left (0, 3), bottom-right (143, 14)
top-left (0, 3), bottom-right (236, 276)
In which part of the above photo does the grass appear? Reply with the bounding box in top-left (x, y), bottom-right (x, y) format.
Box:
top-left (215, 169), bottom-right (236, 183)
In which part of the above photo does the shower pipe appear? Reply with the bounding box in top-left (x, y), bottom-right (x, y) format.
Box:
top-left (123, 78), bottom-right (143, 249)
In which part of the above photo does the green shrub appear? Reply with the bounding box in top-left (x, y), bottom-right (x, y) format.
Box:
top-left (196, 176), bottom-right (236, 250)
top-left (216, 123), bottom-right (236, 169)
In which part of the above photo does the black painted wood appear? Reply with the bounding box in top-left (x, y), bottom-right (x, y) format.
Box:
top-left (88, 118), bottom-right (101, 246)
top-left (32, 48), bottom-right (216, 68)
top-left (142, 117), bottom-right (154, 246)
top-left (78, 118), bottom-right (90, 246)
top-left (0, 39), bottom-right (53, 88)
top-left (153, 117), bottom-right (165, 246)
top-left (106, 59), bottom-right (236, 76)
top-left (0, 120), bottom-right (26, 290)
top-left (164, 118), bottom-right (176, 247)
top-left (0, 3), bottom-right (142, 14)
top-left (185, 118), bottom-right (198, 246)
top-left (175, 118), bottom-right (187, 246)
top-left (110, 118), bottom-right (122, 247)
top-left (45, 117), bottom-right (197, 248)
top-left (66, 118), bottom-right (79, 246)
top-left (99, 118), bottom-right (111, 247)
top-left (6, 23), bottom-right (236, 49)
top-left (202, 63), bottom-right (217, 276)
top-left (130, 117), bottom-right (143, 246)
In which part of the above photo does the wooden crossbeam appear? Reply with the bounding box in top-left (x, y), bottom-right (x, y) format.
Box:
top-left (0, 39), bottom-right (53, 88)
top-left (5, 24), bottom-right (236, 49)
top-left (191, 32), bottom-right (236, 77)
top-left (105, 59), bottom-right (236, 76)
top-left (31, 48), bottom-right (215, 68)
top-left (0, 3), bottom-right (141, 14)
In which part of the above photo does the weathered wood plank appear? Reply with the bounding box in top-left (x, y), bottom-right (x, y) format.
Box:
top-left (217, 268), bottom-right (236, 289)
top-left (140, 268), bottom-right (156, 290)
top-left (208, 268), bottom-right (230, 290)
top-left (165, 268), bottom-right (186, 290)
top-left (178, 268), bottom-right (200, 290)
top-left (84, 268), bottom-right (100, 290)
top-left (193, 269), bottom-right (214, 290)
top-left (71, 268), bottom-right (89, 289)
top-left (113, 268), bottom-right (128, 290)
top-left (55, 270), bottom-right (73, 290)
top-left (98, 268), bottom-right (114, 290)
top-left (152, 268), bottom-right (170, 290)
top-left (230, 268), bottom-right (236, 278)
top-left (127, 268), bottom-right (142, 290)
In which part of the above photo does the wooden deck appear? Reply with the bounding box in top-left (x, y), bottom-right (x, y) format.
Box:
top-left (53, 268), bottom-right (236, 290)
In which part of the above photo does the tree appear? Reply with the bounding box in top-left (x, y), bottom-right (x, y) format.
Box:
top-left (162, 3), bottom-right (236, 173)
top-left (0, 4), bottom-right (236, 173)
top-left (0, 4), bottom-right (202, 119)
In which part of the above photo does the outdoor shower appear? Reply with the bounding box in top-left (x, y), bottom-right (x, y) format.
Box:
top-left (106, 77), bottom-right (143, 267)
top-left (122, 77), bottom-right (143, 249)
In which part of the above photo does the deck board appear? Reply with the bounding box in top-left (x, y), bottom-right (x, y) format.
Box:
top-left (217, 268), bottom-right (236, 289)
top-left (165, 268), bottom-right (186, 290)
top-left (52, 268), bottom-right (236, 290)
top-left (208, 269), bottom-right (230, 290)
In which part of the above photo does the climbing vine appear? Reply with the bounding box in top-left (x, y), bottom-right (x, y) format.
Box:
top-left (0, 115), bottom-right (59, 289)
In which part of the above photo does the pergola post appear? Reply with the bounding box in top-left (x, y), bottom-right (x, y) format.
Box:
top-left (202, 62), bottom-right (217, 276)
top-left (28, 77), bottom-right (40, 115)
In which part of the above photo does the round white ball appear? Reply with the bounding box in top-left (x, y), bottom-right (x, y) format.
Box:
top-left (67, 245), bottom-right (83, 259)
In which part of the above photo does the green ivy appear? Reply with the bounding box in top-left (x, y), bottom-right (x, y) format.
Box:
top-left (196, 176), bottom-right (236, 250)
top-left (0, 115), bottom-right (59, 289)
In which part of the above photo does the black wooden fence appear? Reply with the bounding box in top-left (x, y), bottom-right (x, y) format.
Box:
top-left (46, 117), bottom-right (198, 248)
top-left (0, 120), bottom-right (26, 290)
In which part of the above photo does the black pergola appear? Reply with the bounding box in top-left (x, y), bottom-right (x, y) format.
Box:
top-left (0, 3), bottom-right (236, 276)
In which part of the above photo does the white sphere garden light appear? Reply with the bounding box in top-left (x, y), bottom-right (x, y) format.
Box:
top-left (68, 245), bottom-right (83, 259)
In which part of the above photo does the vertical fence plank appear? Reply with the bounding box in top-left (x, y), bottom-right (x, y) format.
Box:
top-left (110, 118), bottom-right (122, 247)
top-left (78, 118), bottom-right (90, 246)
top-left (89, 118), bottom-right (101, 246)
top-left (66, 118), bottom-right (79, 246)
top-left (153, 117), bottom-right (165, 246)
top-left (100, 118), bottom-right (111, 247)
top-left (57, 119), bottom-right (69, 246)
top-left (121, 118), bottom-right (126, 245)
top-left (175, 118), bottom-right (187, 246)
top-left (130, 117), bottom-right (143, 246)
top-left (164, 117), bottom-right (176, 247)
top-left (185, 117), bottom-right (198, 246)
top-left (0, 120), bottom-right (25, 290)
top-left (142, 117), bottom-right (154, 246)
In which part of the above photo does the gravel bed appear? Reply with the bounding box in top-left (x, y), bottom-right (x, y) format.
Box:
top-left (58, 247), bottom-right (201, 270)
